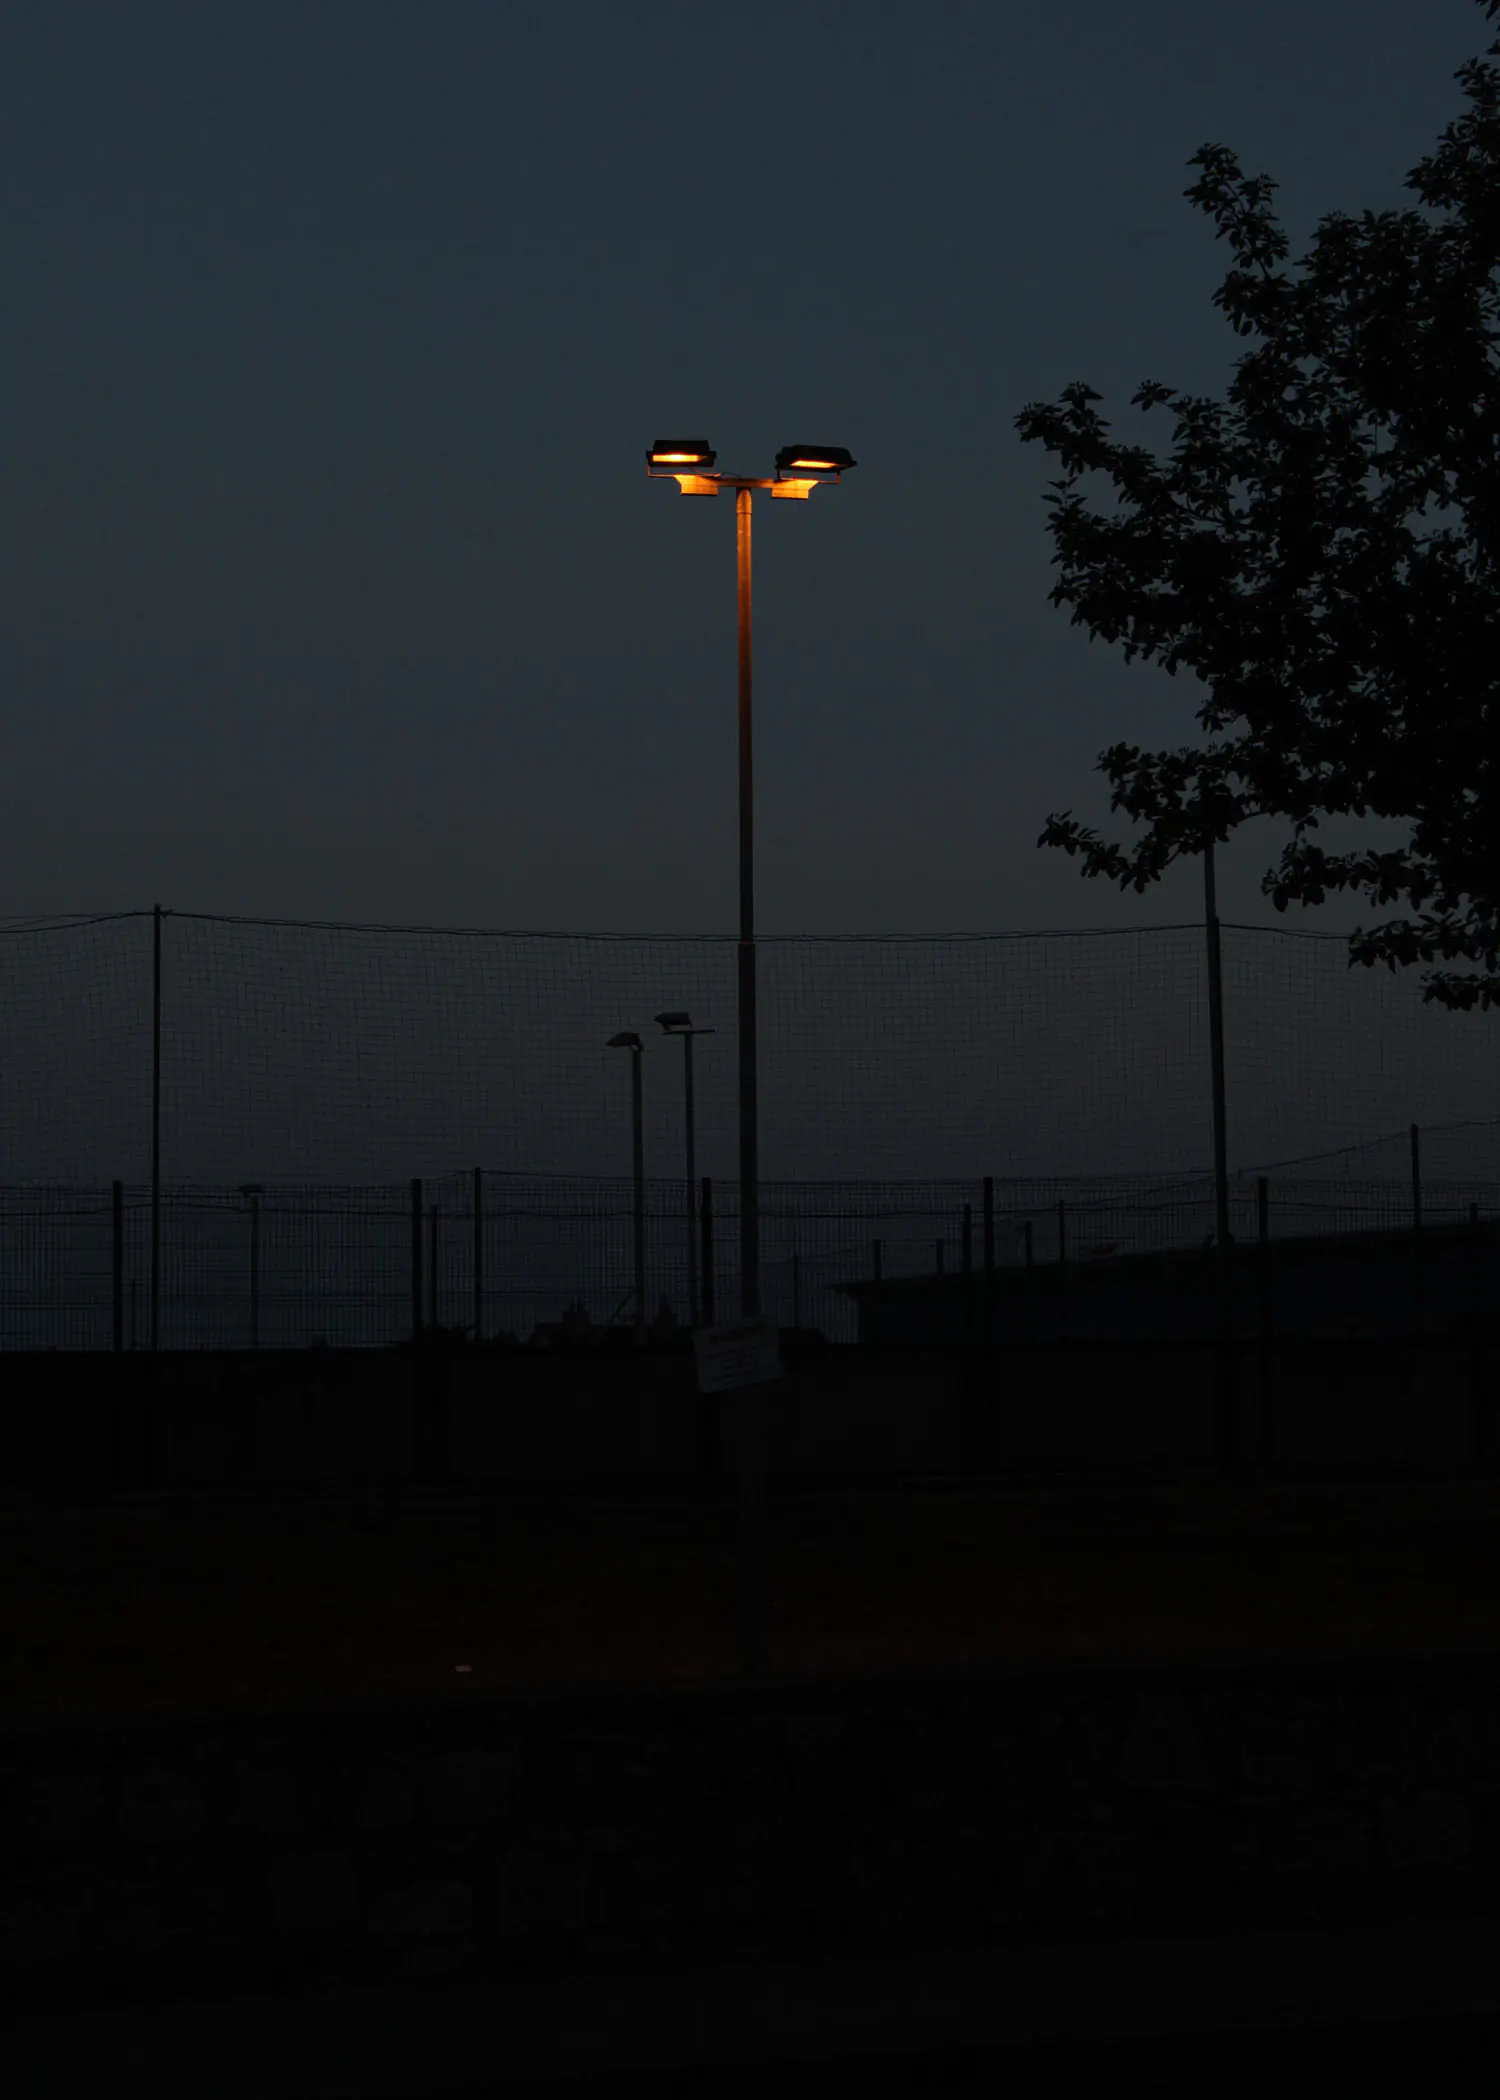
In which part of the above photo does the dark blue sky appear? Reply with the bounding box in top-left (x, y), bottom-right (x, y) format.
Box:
top-left (2, 0), bottom-right (1488, 937)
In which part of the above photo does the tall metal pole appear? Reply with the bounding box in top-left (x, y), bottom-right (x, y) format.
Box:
top-left (683, 1030), bottom-right (698, 1325)
top-left (736, 485), bottom-right (759, 1322)
top-left (734, 484), bottom-right (767, 1681)
top-left (630, 1045), bottom-right (646, 1345)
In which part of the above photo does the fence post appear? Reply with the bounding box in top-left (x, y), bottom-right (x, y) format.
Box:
top-left (1257, 1176), bottom-right (1273, 1470)
top-left (959, 1201), bottom-right (975, 1473)
top-left (697, 1177), bottom-right (721, 1480)
top-left (472, 1166), bottom-right (483, 1342)
top-left (112, 1180), bottom-right (124, 1354)
top-left (982, 1177), bottom-right (996, 1472)
top-left (428, 1203), bottom-right (440, 1330)
top-left (1204, 842), bottom-right (1231, 1284)
top-left (150, 904), bottom-right (162, 1354)
top-left (700, 1177), bottom-right (714, 1327)
top-left (1204, 845), bottom-right (1235, 1470)
top-left (961, 1201), bottom-right (974, 1342)
top-left (1470, 1202), bottom-right (1487, 1472)
top-left (248, 1190), bottom-right (261, 1352)
top-left (1410, 1122), bottom-right (1424, 1342)
top-left (1022, 1218), bottom-right (1036, 1348)
top-left (410, 1179), bottom-right (423, 1342)
top-left (1057, 1198), bottom-right (1067, 1343)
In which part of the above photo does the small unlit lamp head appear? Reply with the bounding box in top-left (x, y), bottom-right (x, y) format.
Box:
top-left (606, 1031), bottom-right (644, 1051)
top-left (654, 1011), bottom-right (692, 1031)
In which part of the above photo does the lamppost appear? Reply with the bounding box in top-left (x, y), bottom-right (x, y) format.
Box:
top-left (238, 1184), bottom-right (264, 1350)
top-left (645, 439), bottom-right (856, 1321)
top-left (654, 1010), bottom-right (714, 1326)
top-left (606, 1032), bottom-right (646, 1345)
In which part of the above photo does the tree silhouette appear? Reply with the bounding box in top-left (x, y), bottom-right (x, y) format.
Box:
top-left (1016, 0), bottom-right (1500, 1010)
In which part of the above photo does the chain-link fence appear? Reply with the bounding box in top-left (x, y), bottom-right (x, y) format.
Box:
top-left (2, 909), bottom-right (1497, 1187)
top-left (4, 1144), bottom-right (1497, 1350)
top-left (2, 906), bottom-right (1498, 1347)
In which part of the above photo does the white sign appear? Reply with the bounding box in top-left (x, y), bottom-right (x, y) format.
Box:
top-left (693, 1318), bottom-right (782, 1393)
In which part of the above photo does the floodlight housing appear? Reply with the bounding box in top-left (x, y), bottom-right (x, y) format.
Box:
top-left (775, 444), bottom-right (855, 478)
top-left (607, 1031), bottom-right (644, 1051)
top-left (648, 438), bottom-right (716, 475)
top-left (654, 1011), bottom-right (692, 1031)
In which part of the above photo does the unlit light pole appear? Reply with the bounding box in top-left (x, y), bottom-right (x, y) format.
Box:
top-left (607, 1032), bottom-right (647, 1345)
top-left (654, 1011), bottom-right (714, 1326)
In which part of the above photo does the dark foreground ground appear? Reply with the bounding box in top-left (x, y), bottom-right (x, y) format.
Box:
top-left (10, 1918), bottom-right (1498, 2098)
top-left (7, 1468), bottom-right (1497, 2096)
top-left (5, 1466), bottom-right (1500, 1726)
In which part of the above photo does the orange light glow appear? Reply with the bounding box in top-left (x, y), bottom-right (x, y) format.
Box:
top-left (652, 452), bottom-right (707, 463)
top-left (787, 458), bottom-right (838, 470)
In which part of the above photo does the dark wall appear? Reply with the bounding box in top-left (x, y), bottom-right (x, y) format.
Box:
top-left (854, 1228), bottom-right (1500, 1347)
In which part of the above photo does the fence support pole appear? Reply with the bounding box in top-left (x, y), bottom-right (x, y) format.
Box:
top-left (428, 1203), bottom-right (440, 1330)
top-left (1470, 1202), bottom-right (1487, 1472)
top-left (1057, 1197), bottom-right (1068, 1344)
top-left (1204, 843), bottom-right (1231, 1276)
top-left (248, 1191), bottom-right (260, 1352)
top-left (112, 1180), bottom-right (124, 1354)
top-left (1410, 1122), bottom-right (1424, 1342)
top-left (700, 1177), bottom-right (714, 1327)
top-left (982, 1177), bottom-right (996, 1473)
top-left (1204, 843), bottom-right (1234, 1470)
top-left (696, 1177), bottom-right (721, 1480)
top-left (472, 1166), bottom-right (483, 1342)
top-left (410, 1179), bottom-right (423, 1342)
top-left (961, 1203), bottom-right (974, 1327)
top-left (960, 1200), bottom-right (975, 1472)
top-left (150, 904), bottom-right (162, 1354)
top-left (1257, 1176), bottom-right (1273, 1470)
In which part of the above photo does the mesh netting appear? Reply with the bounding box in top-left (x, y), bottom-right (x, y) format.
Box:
top-left (1, 909), bottom-right (1496, 1184)
top-left (1, 907), bottom-right (1497, 1346)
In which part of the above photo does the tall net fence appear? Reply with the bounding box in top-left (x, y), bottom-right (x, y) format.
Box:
top-left (1, 906), bottom-right (1498, 1347)
top-left (1, 909), bottom-right (1497, 1186)
top-left (2, 1149), bottom-right (1497, 1351)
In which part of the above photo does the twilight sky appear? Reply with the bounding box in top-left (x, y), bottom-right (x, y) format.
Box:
top-left (5, 0), bottom-right (1489, 941)
top-left (5, 0), bottom-right (1500, 1222)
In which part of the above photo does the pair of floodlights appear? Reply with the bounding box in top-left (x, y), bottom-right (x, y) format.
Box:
top-left (646, 439), bottom-right (856, 491)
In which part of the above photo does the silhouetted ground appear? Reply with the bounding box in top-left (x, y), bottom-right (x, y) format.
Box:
top-left (5, 1468), bottom-right (1498, 1727)
top-left (432, 2014), bottom-right (1497, 2100)
top-left (436, 2016), bottom-right (1497, 2100)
